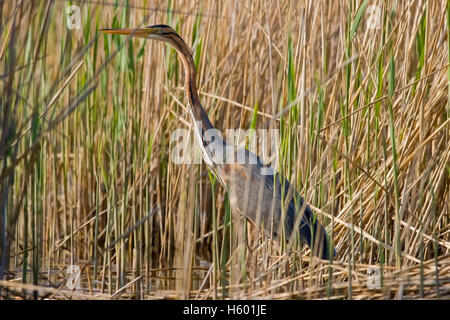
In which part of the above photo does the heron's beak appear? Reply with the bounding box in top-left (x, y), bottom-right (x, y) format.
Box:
top-left (100, 27), bottom-right (154, 38)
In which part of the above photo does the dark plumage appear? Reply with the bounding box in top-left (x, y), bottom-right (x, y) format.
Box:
top-left (221, 147), bottom-right (335, 260)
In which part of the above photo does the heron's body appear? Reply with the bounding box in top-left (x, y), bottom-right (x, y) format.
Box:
top-left (101, 24), bottom-right (335, 260)
top-left (220, 146), bottom-right (332, 259)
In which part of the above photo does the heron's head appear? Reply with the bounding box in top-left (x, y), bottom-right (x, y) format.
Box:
top-left (100, 24), bottom-right (179, 43)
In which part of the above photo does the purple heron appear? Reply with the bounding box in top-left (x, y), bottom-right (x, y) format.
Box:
top-left (101, 25), bottom-right (335, 260)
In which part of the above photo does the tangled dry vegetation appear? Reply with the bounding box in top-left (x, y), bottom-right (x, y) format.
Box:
top-left (0, 0), bottom-right (449, 299)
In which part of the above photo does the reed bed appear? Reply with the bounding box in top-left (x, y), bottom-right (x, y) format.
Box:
top-left (0, 0), bottom-right (449, 299)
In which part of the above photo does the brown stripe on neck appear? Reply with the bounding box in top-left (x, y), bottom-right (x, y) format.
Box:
top-left (167, 33), bottom-right (213, 133)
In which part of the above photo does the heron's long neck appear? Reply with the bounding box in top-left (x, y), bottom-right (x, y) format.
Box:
top-left (170, 36), bottom-right (226, 178)
top-left (171, 40), bottom-right (213, 133)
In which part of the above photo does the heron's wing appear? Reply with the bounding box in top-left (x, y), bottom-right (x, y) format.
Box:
top-left (263, 171), bottom-right (335, 259)
top-left (222, 147), bottom-right (335, 259)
